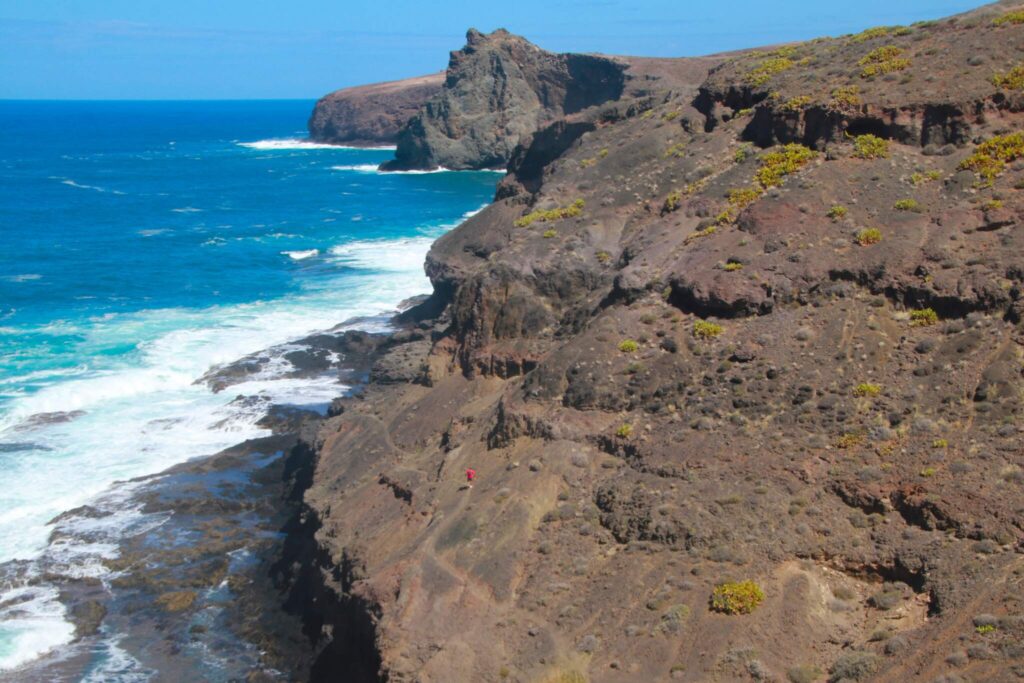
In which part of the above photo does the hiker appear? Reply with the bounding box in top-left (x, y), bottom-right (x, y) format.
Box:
top-left (465, 467), bottom-right (476, 489)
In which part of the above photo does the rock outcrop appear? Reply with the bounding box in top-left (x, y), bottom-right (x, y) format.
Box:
top-left (308, 73), bottom-right (444, 146)
top-left (381, 29), bottom-right (630, 170)
top-left (296, 3), bottom-right (1024, 682)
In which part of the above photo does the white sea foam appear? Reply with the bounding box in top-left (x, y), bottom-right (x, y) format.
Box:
top-left (281, 249), bottom-right (319, 261)
top-left (330, 164), bottom-right (381, 173)
top-left (0, 227), bottom-right (451, 671)
top-left (171, 207), bottom-right (203, 213)
top-left (58, 179), bottom-right (126, 195)
top-left (238, 138), bottom-right (396, 151)
top-left (2, 274), bottom-right (41, 283)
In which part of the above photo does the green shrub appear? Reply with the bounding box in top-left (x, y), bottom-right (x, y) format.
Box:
top-left (859, 46), bottom-right (910, 78)
top-left (856, 228), bottom-right (882, 245)
top-left (827, 205), bottom-right (848, 220)
top-left (920, 466), bottom-right (937, 477)
top-left (579, 157), bottom-right (597, 168)
top-left (723, 261), bottom-right (743, 272)
top-left (976, 624), bottom-right (996, 634)
top-left (910, 170), bottom-right (942, 185)
top-left (787, 664), bottom-right (823, 683)
top-left (615, 423), bottom-right (633, 438)
top-left (830, 85), bottom-right (861, 108)
top-left (830, 652), bottom-right (880, 681)
top-left (755, 143), bottom-right (816, 187)
top-left (693, 320), bottom-right (723, 338)
top-left (618, 339), bottom-right (639, 353)
top-left (663, 190), bottom-right (682, 213)
top-left (993, 10), bottom-right (1024, 25)
top-left (853, 383), bottom-right (882, 397)
top-left (598, 148), bottom-right (609, 158)
top-left (747, 56), bottom-right (795, 86)
top-left (663, 110), bottom-right (681, 121)
top-left (959, 132), bottom-right (1024, 186)
top-left (852, 134), bottom-right (889, 159)
top-left (894, 198), bottom-right (922, 212)
top-left (933, 438), bottom-right (948, 449)
top-left (727, 186), bottom-right (763, 209)
top-left (992, 65), bottom-right (1024, 90)
top-left (710, 580), bottom-right (765, 614)
top-left (850, 26), bottom-right (893, 43)
top-left (514, 198), bottom-right (585, 227)
top-left (685, 226), bottom-right (717, 243)
top-left (909, 308), bottom-right (938, 326)
top-left (595, 250), bottom-right (612, 264)
top-left (781, 95), bottom-right (812, 112)
top-left (734, 144), bottom-right (754, 163)
top-left (542, 229), bottom-right (557, 238)
top-left (835, 432), bottom-right (864, 449)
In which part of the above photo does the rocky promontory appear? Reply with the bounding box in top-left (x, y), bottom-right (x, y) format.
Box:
top-left (308, 73), bottom-right (444, 146)
top-left (291, 3), bottom-right (1024, 682)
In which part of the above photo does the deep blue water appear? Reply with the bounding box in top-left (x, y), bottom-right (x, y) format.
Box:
top-left (0, 100), bottom-right (498, 674)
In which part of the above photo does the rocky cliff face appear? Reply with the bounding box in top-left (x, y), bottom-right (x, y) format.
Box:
top-left (296, 3), bottom-right (1024, 682)
top-left (381, 29), bottom-right (629, 170)
top-left (308, 73), bottom-right (444, 146)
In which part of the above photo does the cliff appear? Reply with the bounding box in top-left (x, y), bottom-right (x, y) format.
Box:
top-left (308, 73), bottom-right (444, 146)
top-left (291, 3), bottom-right (1024, 682)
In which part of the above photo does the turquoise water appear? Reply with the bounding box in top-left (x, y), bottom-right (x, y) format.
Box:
top-left (0, 100), bottom-right (498, 673)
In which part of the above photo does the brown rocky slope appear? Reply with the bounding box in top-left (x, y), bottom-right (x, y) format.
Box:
top-left (285, 4), bottom-right (1024, 682)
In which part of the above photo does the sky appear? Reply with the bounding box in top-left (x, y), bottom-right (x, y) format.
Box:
top-left (0, 0), bottom-right (988, 99)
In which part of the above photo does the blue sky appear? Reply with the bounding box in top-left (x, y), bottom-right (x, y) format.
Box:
top-left (0, 0), bottom-right (985, 99)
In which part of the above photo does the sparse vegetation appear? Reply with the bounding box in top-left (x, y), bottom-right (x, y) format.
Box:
top-left (542, 229), bottom-right (557, 238)
top-left (693, 320), bottom-right (723, 338)
top-left (933, 438), bottom-right (948, 449)
top-left (830, 85), bottom-right (861, 108)
top-left (664, 142), bottom-right (687, 158)
top-left (598, 148), bottom-right (609, 158)
top-left (850, 26), bottom-right (894, 43)
top-left (781, 95), bottom-right (812, 112)
top-left (663, 190), bottom-right (682, 213)
top-left (710, 580), bottom-right (765, 614)
top-left (727, 186), bottom-right (764, 209)
top-left (595, 250), bottom-right (612, 264)
top-left (663, 110), bottom-right (681, 121)
top-left (993, 10), bottom-right (1024, 26)
top-left (755, 143), bottom-right (816, 187)
top-left (992, 65), bottom-right (1024, 90)
top-left (853, 383), bottom-right (882, 397)
top-left (910, 307), bottom-right (939, 326)
top-left (827, 205), bottom-right (848, 221)
top-left (894, 198), bottom-right (922, 212)
top-left (748, 56), bottom-right (795, 86)
top-left (856, 228), bottom-right (882, 245)
top-left (830, 652), bottom-right (880, 681)
top-left (618, 339), bottom-right (639, 353)
top-left (615, 423), bottom-right (633, 438)
top-left (723, 261), bottom-right (743, 272)
top-left (851, 134), bottom-right (889, 159)
top-left (787, 664), bottom-right (823, 683)
top-left (514, 199), bottom-right (585, 227)
top-left (859, 46), bottom-right (911, 78)
top-left (976, 624), bottom-right (997, 634)
top-left (959, 132), bottom-right (1024, 186)
top-left (579, 157), bottom-right (597, 168)
top-left (685, 225), bottom-right (717, 243)
top-left (983, 199), bottom-right (1004, 211)
top-left (734, 144), bottom-right (754, 163)
top-left (920, 466), bottom-right (937, 477)
top-left (911, 170), bottom-right (942, 185)
top-left (836, 432), bottom-right (864, 449)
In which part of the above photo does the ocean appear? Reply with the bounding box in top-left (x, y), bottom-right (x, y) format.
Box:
top-left (0, 100), bottom-right (499, 676)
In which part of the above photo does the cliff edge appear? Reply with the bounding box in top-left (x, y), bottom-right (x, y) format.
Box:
top-left (290, 3), bottom-right (1024, 682)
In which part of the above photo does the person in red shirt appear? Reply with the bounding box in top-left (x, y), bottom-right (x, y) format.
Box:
top-left (465, 468), bottom-right (476, 489)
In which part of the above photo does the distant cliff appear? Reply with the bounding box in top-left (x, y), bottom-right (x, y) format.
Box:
top-left (381, 28), bottom-right (628, 170)
top-left (307, 73), bottom-right (444, 147)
